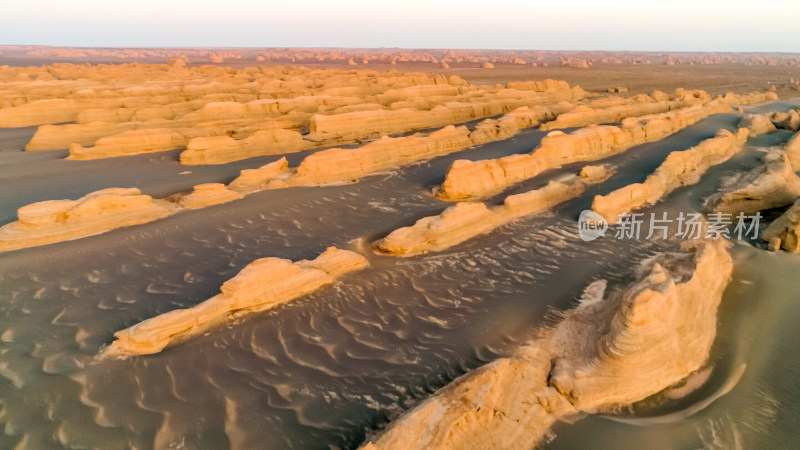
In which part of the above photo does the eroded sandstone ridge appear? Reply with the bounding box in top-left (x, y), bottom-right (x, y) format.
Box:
top-left (592, 128), bottom-right (749, 223)
top-left (374, 165), bottom-right (612, 256)
top-left (362, 239), bottom-right (732, 449)
top-left (705, 148), bottom-right (800, 215)
top-left (229, 105), bottom-right (566, 188)
top-left (6, 63), bottom-right (594, 163)
top-left (107, 247), bottom-right (368, 355)
top-left (0, 188), bottom-right (174, 252)
top-left (438, 91), bottom-right (777, 201)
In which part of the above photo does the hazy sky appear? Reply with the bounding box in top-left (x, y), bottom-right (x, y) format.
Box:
top-left (1, 0), bottom-right (798, 52)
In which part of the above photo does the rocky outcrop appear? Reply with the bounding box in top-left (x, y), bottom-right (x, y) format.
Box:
top-left (228, 157), bottom-right (291, 193)
top-left (363, 240), bottom-right (732, 450)
top-left (374, 166), bottom-right (612, 256)
top-left (786, 132), bottom-right (800, 169)
top-left (309, 84), bottom-right (583, 139)
top-left (770, 109), bottom-right (800, 131)
top-left (540, 89), bottom-right (711, 131)
top-left (706, 148), bottom-right (800, 215)
top-left (176, 183), bottom-right (244, 209)
top-left (107, 247), bottom-right (368, 356)
top-left (0, 188), bottom-right (175, 252)
top-left (292, 125), bottom-right (475, 185)
top-left (739, 113), bottom-right (776, 136)
top-left (592, 128), bottom-right (749, 223)
top-left (439, 101), bottom-right (738, 201)
top-left (0, 99), bottom-right (82, 127)
top-left (179, 129), bottom-right (308, 165)
top-left (25, 122), bottom-right (127, 151)
top-left (68, 129), bottom-right (189, 160)
top-left (763, 199), bottom-right (800, 252)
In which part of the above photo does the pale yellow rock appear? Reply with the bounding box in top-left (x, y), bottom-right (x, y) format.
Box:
top-left (309, 84), bottom-right (583, 139)
top-left (439, 100), bottom-right (743, 201)
top-left (786, 132), bottom-right (800, 169)
top-left (592, 128), bottom-right (749, 223)
top-left (0, 188), bottom-right (174, 252)
top-left (540, 89), bottom-right (710, 131)
top-left (107, 247), bottom-right (368, 355)
top-left (0, 99), bottom-right (81, 127)
top-left (293, 125), bottom-right (475, 185)
top-left (176, 183), bottom-right (244, 210)
top-left (763, 198), bottom-right (800, 252)
top-left (374, 166), bottom-right (613, 256)
top-left (26, 122), bottom-right (124, 151)
top-left (374, 202), bottom-right (507, 256)
top-left (364, 240), bottom-right (732, 449)
top-left (179, 129), bottom-right (308, 165)
top-left (228, 157), bottom-right (291, 193)
top-left (739, 113), bottom-right (776, 136)
top-left (771, 109), bottom-right (800, 131)
top-left (69, 128), bottom-right (188, 160)
top-left (706, 148), bottom-right (800, 215)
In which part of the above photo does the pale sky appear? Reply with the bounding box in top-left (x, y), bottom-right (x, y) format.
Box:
top-left (1, 0), bottom-right (798, 52)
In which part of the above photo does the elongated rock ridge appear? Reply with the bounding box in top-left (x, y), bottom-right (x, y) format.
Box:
top-left (592, 128), bottom-right (749, 223)
top-left (229, 105), bottom-right (566, 189)
top-left (362, 239), bottom-right (732, 449)
top-left (539, 89), bottom-right (710, 130)
top-left (438, 91), bottom-right (777, 201)
top-left (179, 129), bottom-right (308, 165)
top-left (374, 165), bottom-right (613, 256)
top-left (0, 188), bottom-right (174, 252)
top-left (107, 247), bottom-right (369, 356)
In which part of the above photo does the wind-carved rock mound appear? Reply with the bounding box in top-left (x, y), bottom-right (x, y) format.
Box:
top-left (763, 199), bottom-right (800, 252)
top-left (292, 125), bottom-right (475, 185)
top-left (592, 128), bottom-right (750, 223)
top-left (260, 106), bottom-right (561, 188)
top-left (362, 240), bottom-right (733, 449)
top-left (373, 165), bottom-right (613, 256)
top-left (439, 103), bottom-right (731, 201)
top-left (706, 148), bottom-right (800, 215)
top-left (107, 247), bottom-right (369, 356)
top-left (785, 131), bottom-right (800, 168)
top-left (69, 129), bottom-right (188, 160)
top-left (0, 99), bottom-right (82, 127)
top-left (308, 82), bottom-right (584, 139)
top-left (228, 157), bottom-right (291, 193)
top-left (739, 113), bottom-right (777, 136)
top-left (540, 89), bottom-right (710, 130)
top-left (438, 91), bottom-right (778, 201)
top-left (0, 188), bottom-right (175, 252)
top-left (179, 129), bottom-right (308, 165)
top-left (770, 109), bottom-right (800, 132)
top-left (175, 183), bottom-right (244, 209)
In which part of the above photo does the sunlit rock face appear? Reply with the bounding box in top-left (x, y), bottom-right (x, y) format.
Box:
top-left (364, 240), bottom-right (732, 449)
top-left (592, 128), bottom-right (750, 223)
top-left (108, 247), bottom-right (369, 356)
top-left (374, 165), bottom-right (612, 256)
top-left (0, 188), bottom-right (175, 252)
top-left (706, 148), bottom-right (800, 215)
top-left (438, 91), bottom-right (777, 201)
